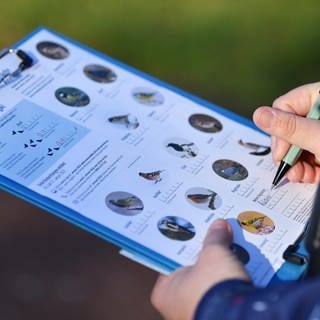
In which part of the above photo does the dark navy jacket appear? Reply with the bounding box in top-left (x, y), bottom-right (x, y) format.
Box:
top-left (195, 278), bottom-right (320, 319)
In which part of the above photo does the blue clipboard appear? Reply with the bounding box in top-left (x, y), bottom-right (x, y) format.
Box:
top-left (0, 26), bottom-right (310, 284)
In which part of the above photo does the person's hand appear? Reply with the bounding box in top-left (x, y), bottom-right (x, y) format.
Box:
top-left (151, 219), bottom-right (250, 320)
top-left (253, 82), bottom-right (320, 183)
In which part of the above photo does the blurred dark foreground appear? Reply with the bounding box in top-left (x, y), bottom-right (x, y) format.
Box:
top-left (0, 191), bottom-right (161, 320)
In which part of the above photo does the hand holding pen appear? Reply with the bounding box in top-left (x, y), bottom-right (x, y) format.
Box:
top-left (253, 82), bottom-right (320, 186)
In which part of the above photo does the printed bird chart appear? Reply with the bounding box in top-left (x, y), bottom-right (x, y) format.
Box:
top-left (0, 27), bottom-right (316, 287)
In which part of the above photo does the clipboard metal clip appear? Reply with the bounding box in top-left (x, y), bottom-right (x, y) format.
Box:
top-left (0, 48), bottom-right (33, 86)
top-left (282, 222), bottom-right (309, 266)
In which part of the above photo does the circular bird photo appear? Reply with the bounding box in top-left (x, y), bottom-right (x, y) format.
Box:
top-left (238, 139), bottom-right (271, 156)
top-left (132, 87), bottom-right (164, 106)
top-left (108, 114), bottom-right (139, 130)
top-left (212, 159), bottom-right (248, 181)
top-left (188, 114), bottom-right (223, 133)
top-left (185, 187), bottom-right (222, 211)
top-left (105, 191), bottom-right (144, 216)
top-left (157, 216), bottom-right (196, 241)
top-left (237, 211), bottom-right (275, 235)
top-left (164, 137), bottom-right (198, 159)
top-left (55, 87), bottom-right (90, 107)
top-left (230, 243), bottom-right (250, 265)
top-left (83, 64), bottom-right (117, 83)
top-left (36, 41), bottom-right (69, 59)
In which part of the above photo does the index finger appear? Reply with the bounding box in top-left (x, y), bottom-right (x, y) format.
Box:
top-left (272, 82), bottom-right (320, 115)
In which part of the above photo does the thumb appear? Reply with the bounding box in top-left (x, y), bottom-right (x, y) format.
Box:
top-left (197, 219), bottom-right (250, 283)
top-left (253, 106), bottom-right (320, 157)
top-left (202, 219), bottom-right (233, 249)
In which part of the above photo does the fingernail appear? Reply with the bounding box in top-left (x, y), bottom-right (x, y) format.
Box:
top-left (257, 109), bottom-right (274, 129)
top-left (210, 219), bottom-right (228, 230)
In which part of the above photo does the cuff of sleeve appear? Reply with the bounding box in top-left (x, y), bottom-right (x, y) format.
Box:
top-left (194, 279), bottom-right (255, 320)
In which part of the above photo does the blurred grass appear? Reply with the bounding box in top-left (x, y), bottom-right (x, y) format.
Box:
top-left (0, 0), bottom-right (319, 118)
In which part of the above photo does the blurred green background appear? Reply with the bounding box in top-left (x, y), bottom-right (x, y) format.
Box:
top-left (0, 1), bottom-right (319, 319)
top-left (1, 0), bottom-right (319, 118)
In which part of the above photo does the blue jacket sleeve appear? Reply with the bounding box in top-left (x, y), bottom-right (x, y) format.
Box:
top-left (194, 277), bottom-right (320, 320)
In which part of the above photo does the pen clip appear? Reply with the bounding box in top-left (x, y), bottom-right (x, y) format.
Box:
top-left (0, 48), bottom-right (33, 86)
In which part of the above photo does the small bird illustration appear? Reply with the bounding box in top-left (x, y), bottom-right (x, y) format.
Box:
top-left (47, 146), bottom-right (60, 156)
top-left (29, 139), bottom-right (37, 147)
top-left (108, 114), bottom-right (129, 123)
top-left (87, 67), bottom-right (116, 82)
top-left (166, 142), bottom-right (197, 158)
top-left (239, 215), bottom-right (275, 235)
top-left (47, 148), bottom-right (53, 156)
top-left (208, 192), bottom-right (218, 210)
top-left (109, 196), bottom-right (143, 210)
top-left (58, 92), bottom-right (79, 103)
top-left (193, 119), bottom-right (220, 130)
top-left (134, 92), bottom-right (156, 102)
top-left (187, 191), bottom-right (218, 210)
top-left (238, 139), bottom-right (271, 156)
top-left (221, 165), bottom-right (241, 177)
top-left (139, 170), bottom-right (164, 183)
top-left (240, 216), bottom-right (266, 228)
top-left (12, 130), bottom-right (24, 135)
top-left (57, 90), bottom-right (89, 106)
top-left (162, 219), bottom-right (192, 234)
top-left (187, 192), bottom-right (214, 204)
top-left (108, 114), bottom-right (139, 129)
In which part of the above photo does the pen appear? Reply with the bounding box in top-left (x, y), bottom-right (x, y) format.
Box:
top-left (271, 92), bottom-right (320, 189)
